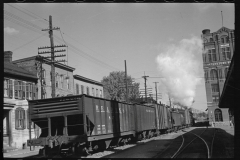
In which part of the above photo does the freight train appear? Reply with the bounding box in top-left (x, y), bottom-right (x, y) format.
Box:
top-left (27, 94), bottom-right (192, 157)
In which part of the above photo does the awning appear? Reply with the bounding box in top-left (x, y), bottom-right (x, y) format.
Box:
top-left (219, 53), bottom-right (239, 109)
top-left (4, 103), bottom-right (15, 109)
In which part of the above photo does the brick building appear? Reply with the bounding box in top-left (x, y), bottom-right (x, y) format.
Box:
top-left (74, 74), bottom-right (104, 98)
top-left (201, 27), bottom-right (234, 125)
top-left (13, 56), bottom-right (75, 99)
top-left (4, 51), bottom-right (39, 149)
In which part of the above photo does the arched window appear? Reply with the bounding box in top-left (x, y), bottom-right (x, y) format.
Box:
top-left (204, 71), bottom-right (208, 81)
top-left (15, 107), bottom-right (25, 130)
top-left (214, 109), bottom-right (223, 122)
top-left (210, 69), bottom-right (218, 80)
top-left (218, 69), bottom-right (222, 79)
top-left (221, 38), bottom-right (224, 44)
top-left (225, 67), bottom-right (229, 78)
top-left (226, 36), bottom-right (229, 43)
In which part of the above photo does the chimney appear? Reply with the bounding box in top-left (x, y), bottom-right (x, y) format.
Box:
top-left (202, 29), bottom-right (210, 35)
top-left (4, 51), bottom-right (13, 62)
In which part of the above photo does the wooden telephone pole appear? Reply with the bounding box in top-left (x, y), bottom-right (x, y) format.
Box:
top-left (38, 15), bottom-right (66, 98)
top-left (153, 82), bottom-right (159, 104)
top-left (142, 73), bottom-right (149, 102)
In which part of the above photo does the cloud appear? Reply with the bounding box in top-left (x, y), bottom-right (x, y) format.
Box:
top-left (193, 3), bottom-right (216, 12)
top-left (4, 27), bottom-right (19, 35)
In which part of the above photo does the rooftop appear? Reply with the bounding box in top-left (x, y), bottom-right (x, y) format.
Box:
top-left (4, 61), bottom-right (38, 80)
top-left (74, 75), bottom-right (103, 86)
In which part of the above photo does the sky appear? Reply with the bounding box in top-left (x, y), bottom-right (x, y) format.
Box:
top-left (4, 3), bottom-right (235, 112)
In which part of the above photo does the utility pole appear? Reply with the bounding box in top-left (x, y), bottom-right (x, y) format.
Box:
top-left (142, 73), bottom-right (149, 102)
top-left (125, 60), bottom-right (128, 103)
top-left (38, 15), bottom-right (66, 98)
top-left (153, 82), bottom-right (159, 104)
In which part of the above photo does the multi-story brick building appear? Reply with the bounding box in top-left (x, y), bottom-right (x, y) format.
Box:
top-left (74, 74), bottom-right (104, 98)
top-left (201, 27), bottom-right (234, 125)
top-left (4, 51), bottom-right (39, 149)
top-left (13, 55), bottom-right (75, 99)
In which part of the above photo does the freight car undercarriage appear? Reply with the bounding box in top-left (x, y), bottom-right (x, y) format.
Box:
top-left (28, 130), bottom-right (159, 157)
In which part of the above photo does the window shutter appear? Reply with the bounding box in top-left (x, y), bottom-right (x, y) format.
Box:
top-left (23, 109), bottom-right (26, 129)
top-left (15, 109), bottom-right (19, 129)
top-left (14, 81), bottom-right (18, 98)
top-left (26, 110), bottom-right (29, 129)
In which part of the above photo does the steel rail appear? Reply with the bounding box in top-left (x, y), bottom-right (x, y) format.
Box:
top-left (188, 131), bottom-right (210, 158)
top-left (171, 129), bottom-right (207, 158)
top-left (210, 128), bottom-right (217, 158)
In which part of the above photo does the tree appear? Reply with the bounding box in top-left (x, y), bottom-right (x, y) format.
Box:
top-left (101, 71), bottom-right (140, 102)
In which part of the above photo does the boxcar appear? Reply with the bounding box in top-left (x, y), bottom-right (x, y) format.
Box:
top-left (170, 111), bottom-right (182, 131)
top-left (154, 104), bottom-right (170, 134)
top-left (133, 103), bottom-right (156, 139)
top-left (27, 95), bottom-right (137, 156)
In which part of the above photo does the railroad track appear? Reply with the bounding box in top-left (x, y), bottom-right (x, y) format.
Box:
top-left (171, 128), bottom-right (217, 158)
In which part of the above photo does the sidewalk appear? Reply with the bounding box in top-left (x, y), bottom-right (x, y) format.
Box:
top-left (3, 146), bottom-right (42, 158)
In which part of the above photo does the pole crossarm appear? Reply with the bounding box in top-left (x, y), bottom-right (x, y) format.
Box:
top-left (42, 27), bottom-right (60, 31)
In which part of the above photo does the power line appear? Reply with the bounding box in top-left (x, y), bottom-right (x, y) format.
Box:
top-left (12, 34), bottom-right (47, 51)
top-left (5, 10), bottom-right (122, 72)
top-left (7, 4), bottom-right (49, 24)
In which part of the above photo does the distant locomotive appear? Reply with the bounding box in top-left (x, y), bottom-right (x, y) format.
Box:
top-left (27, 94), bottom-right (192, 157)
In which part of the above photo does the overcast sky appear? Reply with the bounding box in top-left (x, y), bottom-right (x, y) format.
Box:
top-left (4, 3), bottom-right (234, 111)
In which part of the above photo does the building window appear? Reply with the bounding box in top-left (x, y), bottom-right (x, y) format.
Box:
top-left (22, 82), bottom-right (25, 99)
top-left (76, 84), bottom-right (79, 95)
top-left (210, 38), bottom-right (213, 42)
top-left (92, 88), bottom-right (95, 96)
top-left (14, 80), bottom-right (18, 99)
top-left (33, 84), bottom-right (37, 100)
top-left (221, 38), bottom-right (224, 44)
top-left (100, 90), bottom-right (102, 98)
top-left (214, 109), bottom-right (223, 122)
top-left (226, 36), bottom-right (229, 43)
top-left (26, 83), bottom-right (29, 99)
top-left (4, 79), bottom-right (8, 97)
top-left (224, 67), bottom-right (229, 78)
top-left (81, 85), bottom-right (84, 94)
top-left (41, 69), bottom-right (46, 79)
top-left (208, 54), bottom-right (212, 62)
top-left (211, 84), bottom-right (219, 92)
top-left (96, 89), bottom-right (99, 97)
top-left (29, 83), bottom-right (33, 100)
top-left (222, 48), bottom-right (226, 60)
top-left (212, 96), bottom-right (219, 103)
top-left (15, 107), bottom-right (25, 130)
top-left (67, 79), bottom-right (70, 90)
top-left (87, 87), bottom-right (89, 95)
top-left (218, 69), bottom-right (222, 79)
top-left (18, 81), bottom-right (22, 99)
top-left (212, 53), bottom-right (216, 61)
top-left (226, 47), bottom-right (231, 59)
top-left (203, 54), bottom-right (207, 62)
top-left (6, 79), bottom-right (13, 98)
top-left (56, 73), bottom-right (59, 88)
top-left (204, 71), bottom-right (208, 81)
top-left (60, 75), bottom-right (64, 88)
top-left (210, 69), bottom-right (218, 80)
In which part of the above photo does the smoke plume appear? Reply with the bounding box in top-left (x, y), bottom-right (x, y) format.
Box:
top-left (156, 36), bottom-right (202, 107)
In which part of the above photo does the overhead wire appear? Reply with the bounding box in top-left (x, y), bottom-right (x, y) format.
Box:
top-left (6, 4), bottom-right (49, 24)
top-left (4, 9), bottom-right (121, 72)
